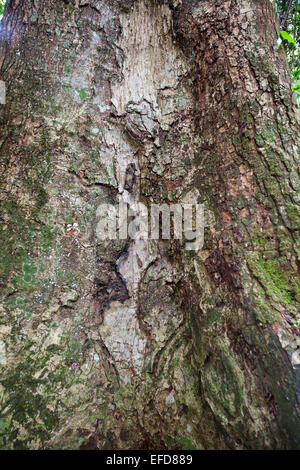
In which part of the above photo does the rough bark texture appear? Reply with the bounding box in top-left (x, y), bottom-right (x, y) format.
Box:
top-left (0, 0), bottom-right (299, 450)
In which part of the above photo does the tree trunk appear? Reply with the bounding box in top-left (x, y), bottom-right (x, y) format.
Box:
top-left (0, 0), bottom-right (299, 450)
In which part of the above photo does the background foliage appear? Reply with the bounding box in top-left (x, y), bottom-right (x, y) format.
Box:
top-left (0, 0), bottom-right (5, 18)
top-left (275, 0), bottom-right (300, 101)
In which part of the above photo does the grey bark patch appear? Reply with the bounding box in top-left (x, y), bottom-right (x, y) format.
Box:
top-left (0, 81), bottom-right (6, 104)
top-left (0, 340), bottom-right (7, 365)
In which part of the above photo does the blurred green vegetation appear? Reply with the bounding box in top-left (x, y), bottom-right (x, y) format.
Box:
top-left (0, 0), bottom-right (6, 17)
top-left (276, 0), bottom-right (300, 102)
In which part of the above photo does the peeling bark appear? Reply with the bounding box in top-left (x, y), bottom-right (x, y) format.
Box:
top-left (0, 0), bottom-right (299, 450)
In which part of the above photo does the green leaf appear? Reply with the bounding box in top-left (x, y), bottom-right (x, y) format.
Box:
top-left (280, 31), bottom-right (295, 43)
top-left (0, 0), bottom-right (6, 16)
top-left (292, 80), bottom-right (300, 92)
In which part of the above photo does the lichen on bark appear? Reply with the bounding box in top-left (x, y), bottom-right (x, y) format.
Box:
top-left (0, 0), bottom-right (299, 450)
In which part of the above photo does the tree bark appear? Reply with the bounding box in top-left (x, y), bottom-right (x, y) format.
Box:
top-left (0, 0), bottom-right (299, 450)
